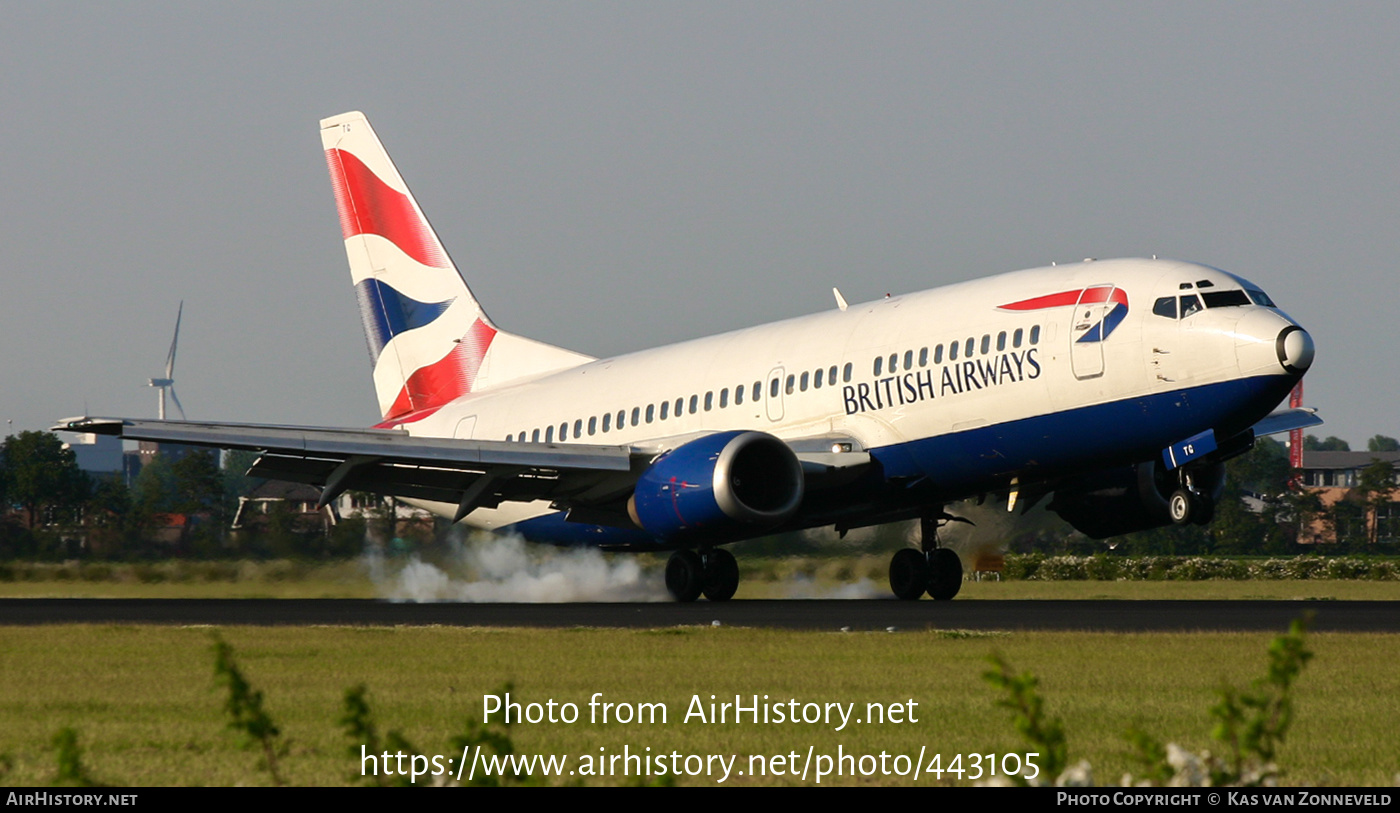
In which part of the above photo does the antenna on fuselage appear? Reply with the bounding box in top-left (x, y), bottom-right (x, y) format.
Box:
top-left (832, 288), bottom-right (848, 312)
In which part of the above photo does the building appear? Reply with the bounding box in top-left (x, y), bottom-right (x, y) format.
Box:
top-left (1299, 450), bottom-right (1400, 545)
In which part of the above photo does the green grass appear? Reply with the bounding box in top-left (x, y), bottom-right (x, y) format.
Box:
top-left (0, 625), bottom-right (1396, 785)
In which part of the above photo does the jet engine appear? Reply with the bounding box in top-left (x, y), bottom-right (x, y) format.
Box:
top-left (1049, 459), bottom-right (1225, 539)
top-left (628, 430), bottom-right (804, 540)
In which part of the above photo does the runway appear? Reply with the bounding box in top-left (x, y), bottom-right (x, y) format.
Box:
top-left (2, 598), bottom-right (1397, 632)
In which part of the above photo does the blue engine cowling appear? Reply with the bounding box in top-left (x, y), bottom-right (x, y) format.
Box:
top-left (628, 430), bottom-right (805, 540)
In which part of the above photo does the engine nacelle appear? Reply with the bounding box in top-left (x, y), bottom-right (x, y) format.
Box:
top-left (1050, 459), bottom-right (1225, 539)
top-left (628, 430), bottom-right (804, 540)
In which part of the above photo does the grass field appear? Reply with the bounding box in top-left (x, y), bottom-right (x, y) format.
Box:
top-left (0, 624), bottom-right (1397, 786)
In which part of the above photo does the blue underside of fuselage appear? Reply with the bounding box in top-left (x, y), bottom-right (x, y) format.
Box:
top-left (504, 373), bottom-right (1296, 550)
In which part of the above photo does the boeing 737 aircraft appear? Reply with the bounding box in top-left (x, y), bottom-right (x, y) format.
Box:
top-left (59, 111), bottom-right (1320, 602)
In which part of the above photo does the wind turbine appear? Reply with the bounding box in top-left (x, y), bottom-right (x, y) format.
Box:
top-left (148, 302), bottom-right (186, 420)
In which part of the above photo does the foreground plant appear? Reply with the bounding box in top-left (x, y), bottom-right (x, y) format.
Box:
top-left (987, 615), bottom-right (1314, 787)
top-left (212, 635), bottom-right (285, 786)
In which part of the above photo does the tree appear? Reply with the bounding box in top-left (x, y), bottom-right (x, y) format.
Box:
top-left (0, 431), bottom-right (90, 528)
top-left (1303, 435), bottom-right (1351, 452)
top-left (1366, 435), bottom-right (1400, 453)
top-left (1353, 458), bottom-right (1398, 548)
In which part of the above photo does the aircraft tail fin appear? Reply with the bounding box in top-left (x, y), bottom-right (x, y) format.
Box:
top-left (320, 111), bottom-right (591, 423)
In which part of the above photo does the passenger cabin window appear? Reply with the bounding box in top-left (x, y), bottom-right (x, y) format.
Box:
top-left (980, 335), bottom-right (990, 355)
top-left (574, 419), bottom-right (582, 437)
top-left (545, 426), bottom-right (554, 443)
top-left (616, 410), bottom-right (625, 429)
top-left (734, 386), bottom-right (744, 406)
top-left (889, 353), bottom-right (898, 373)
top-left (934, 344), bottom-right (944, 363)
top-left (589, 417), bottom-right (597, 435)
top-left (645, 404), bottom-right (654, 423)
top-left (559, 422), bottom-right (567, 441)
top-left (904, 350), bottom-right (913, 369)
top-left (814, 368), bottom-right (823, 388)
top-left (918, 347), bottom-right (928, 366)
top-left (1153, 297), bottom-right (1178, 319)
top-left (1030, 325), bottom-right (1041, 344)
top-left (752, 381), bottom-right (761, 400)
top-left (785, 375), bottom-right (795, 395)
top-left (704, 392), bottom-right (713, 411)
top-left (996, 332), bottom-right (1006, 351)
top-left (829, 365), bottom-right (838, 384)
top-left (873, 357), bottom-right (883, 376)
top-left (770, 378), bottom-right (780, 398)
top-left (843, 363), bottom-right (852, 382)
top-left (964, 338), bottom-right (975, 357)
top-left (660, 401), bottom-right (669, 420)
top-left (720, 389), bottom-right (729, 408)
top-left (1013, 329), bottom-right (1023, 348)
top-left (532, 429), bottom-right (540, 442)
top-left (800, 372), bottom-right (809, 391)
top-left (949, 341), bottom-right (959, 361)
top-left (602, 413), bottom-right (611, 432)
top-left (689, 394), bottom-right (698, 414)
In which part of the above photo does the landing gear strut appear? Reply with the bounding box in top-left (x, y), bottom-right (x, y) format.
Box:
top-left (666, 548), bottom-right (739, 602)
top-left (1168, 469), bottom-right (1215, 527)
top-left (888, 513), bottom-right (964, 600)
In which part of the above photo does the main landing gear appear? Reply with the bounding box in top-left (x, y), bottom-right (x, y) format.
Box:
top-left (665, 547), bottom-right (739, 602)
top-left (889, 513), bottom-right (964, 601)
top-left (1168, 469), bottom-right (1215, 527)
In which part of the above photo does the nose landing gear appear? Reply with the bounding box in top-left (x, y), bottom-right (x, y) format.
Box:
top-left (1168, 468), bottom-right (1216, 526)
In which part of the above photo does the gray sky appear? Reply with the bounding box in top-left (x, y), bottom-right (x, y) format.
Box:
top-left (2, 2), bottom-right (1395, 447)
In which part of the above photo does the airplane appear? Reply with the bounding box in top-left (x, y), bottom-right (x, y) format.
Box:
top-left (58, 110), bottom-right (1320, 602)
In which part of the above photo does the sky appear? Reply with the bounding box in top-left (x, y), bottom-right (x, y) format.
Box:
top-left (2, 2), bottom-right (1396, 448)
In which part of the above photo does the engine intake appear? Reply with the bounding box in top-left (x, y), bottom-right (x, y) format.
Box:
top-left (629, 431), bottom-right (804, 540)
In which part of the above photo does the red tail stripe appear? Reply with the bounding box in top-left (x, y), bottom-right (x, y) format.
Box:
top-left (382, 319), bottom-right (498, 421)
top-left (325, 148), bottom-right (449, 269)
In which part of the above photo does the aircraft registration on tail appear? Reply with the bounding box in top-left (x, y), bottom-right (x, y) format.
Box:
top-left (59, 111), bottom-right (1320, 602)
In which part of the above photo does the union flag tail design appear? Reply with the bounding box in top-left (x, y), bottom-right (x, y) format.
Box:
top-left (320, 111), bottom-right (591, 424)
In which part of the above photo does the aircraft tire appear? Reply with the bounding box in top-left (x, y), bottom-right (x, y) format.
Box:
top-left (665, 550), bottom-right (704, 602)
top-left (927, 548), bottom-right (962, 601)
top-left (701, 548), bottom-right (740, 602)
top-left (889, 548), bottom-right (929, 600)
top-left (1169, 489), bottom-right (1193, 525)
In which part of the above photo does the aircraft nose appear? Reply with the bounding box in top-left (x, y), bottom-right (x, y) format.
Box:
top-left (1276, 325), bottom-right (1314, 374)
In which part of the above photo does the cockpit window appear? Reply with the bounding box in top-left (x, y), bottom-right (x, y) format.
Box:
top-left (1180, 294), bottom-right (1203, 318)
top-left (1246, 288), bottom-right (1276, 307)
top-left (1201, 289), bottom-right (1251, 309)
top-left (1152, 297), bottom-right (1177, 319)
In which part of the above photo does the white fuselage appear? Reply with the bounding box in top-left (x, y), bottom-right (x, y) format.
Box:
top-left (381, 257), bottom-right (1304, 537)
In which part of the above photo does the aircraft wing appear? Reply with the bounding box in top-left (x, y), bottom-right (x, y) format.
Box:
top-left (1249, 407), bottom-right (1323, 437)
top-left (54, 417), bottom-right (871, 525)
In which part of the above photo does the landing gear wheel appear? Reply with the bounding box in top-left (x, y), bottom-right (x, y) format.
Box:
top-left (889, 548), bottom-right (929, 600)
top-left (701, 548), bottom-right (739, 602)
top-left (665, 550), bottom-right (704, 602)
top-left (1169, 489), bottom-right (1193, 525)
top-left (927, 548), bottom-right (963, 601)
top-left (1189, 494), bottom-right (1215, 526)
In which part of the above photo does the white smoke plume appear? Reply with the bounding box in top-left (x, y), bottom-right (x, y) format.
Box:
top-left (368, 533), bottom-right (669, 603)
